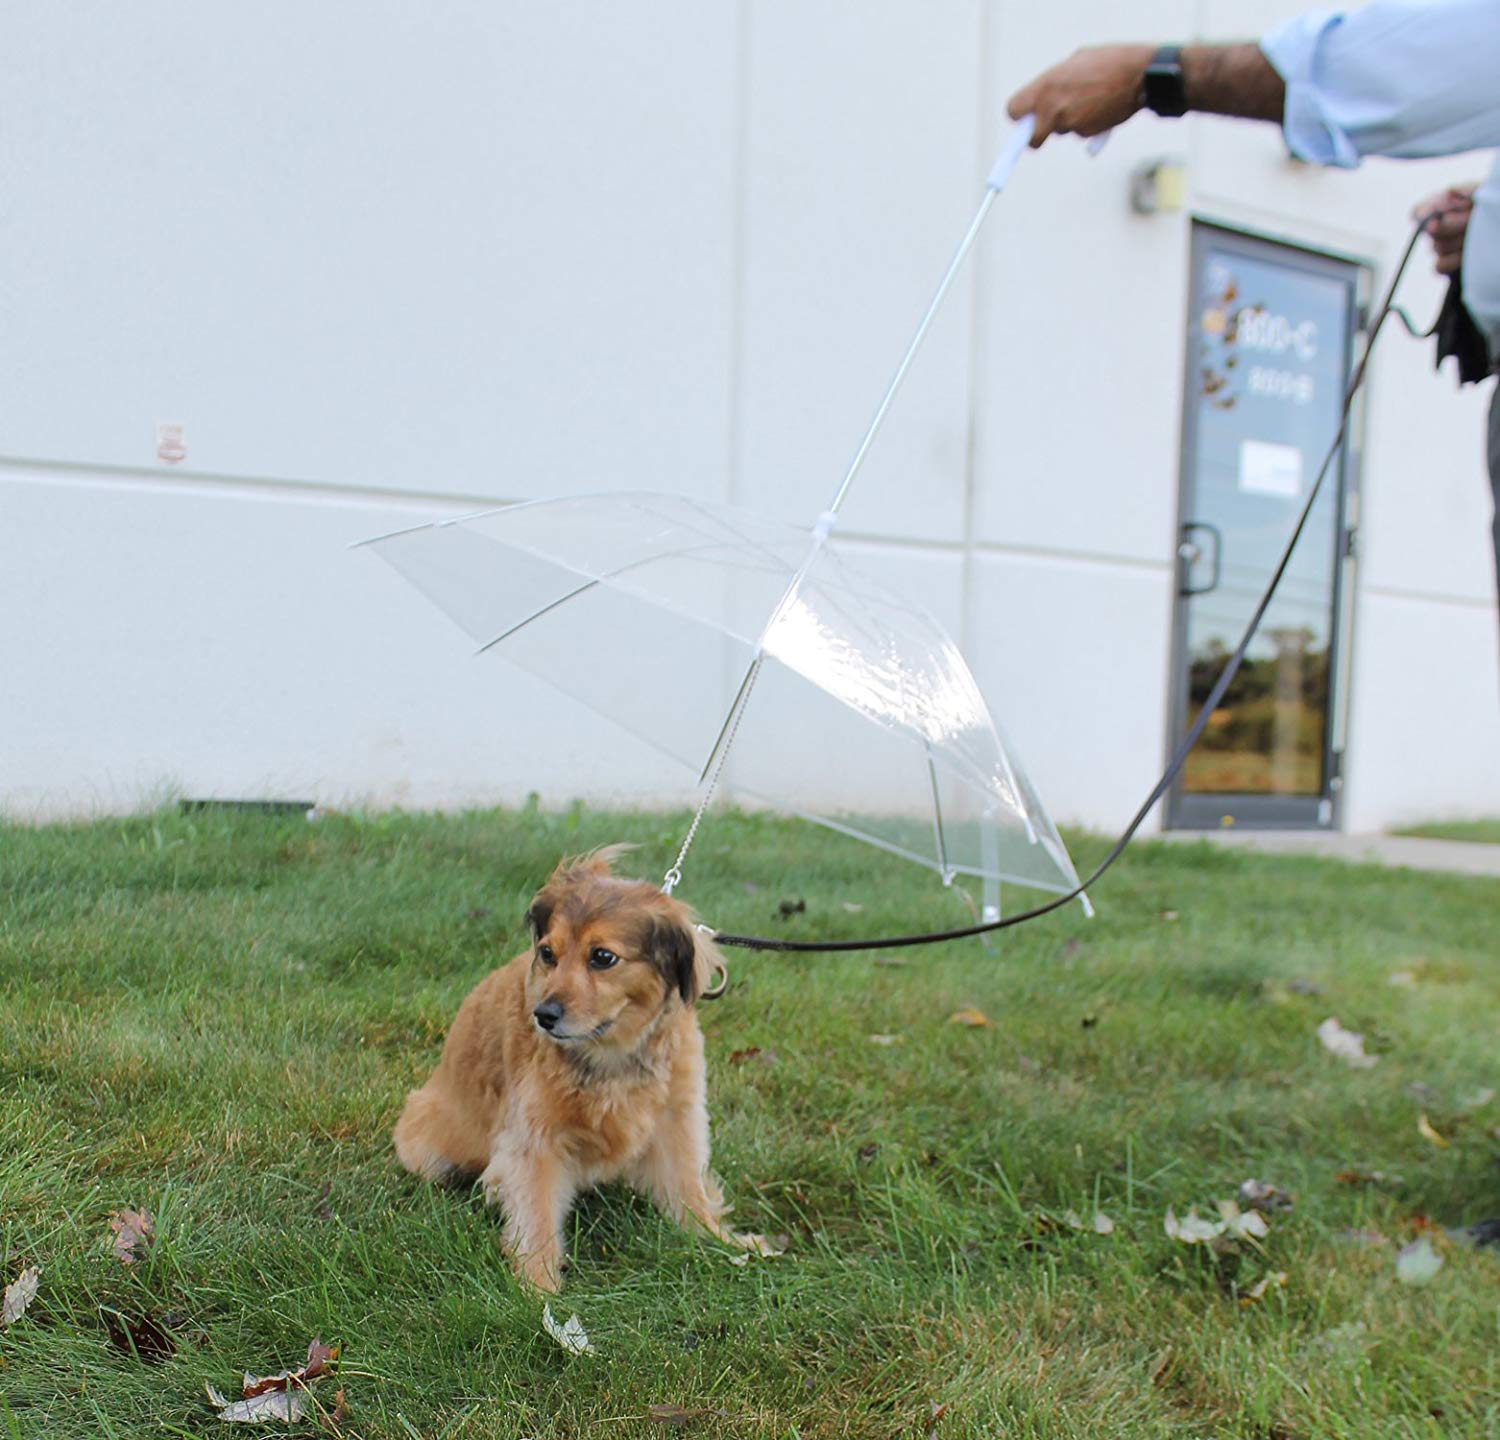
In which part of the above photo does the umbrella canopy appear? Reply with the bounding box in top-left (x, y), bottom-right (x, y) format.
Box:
top-left (361, 490), bottom-right (1083, 898)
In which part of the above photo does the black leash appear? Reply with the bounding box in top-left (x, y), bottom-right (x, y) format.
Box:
top-left (712, 222), bottom-right (1426, 956)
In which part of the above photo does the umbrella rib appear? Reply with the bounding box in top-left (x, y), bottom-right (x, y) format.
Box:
top-left (474, 580), bottom-right (600, 654)
top-left (467, 537), bottom-right (790, 655)
top-left (925, 747), bottom-right (951, 880)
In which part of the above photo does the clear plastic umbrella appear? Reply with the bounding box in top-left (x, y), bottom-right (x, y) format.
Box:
top-left (360, 116), bottom-right (1090, 914)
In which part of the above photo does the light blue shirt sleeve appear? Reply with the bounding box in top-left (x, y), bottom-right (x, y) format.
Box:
top-left (1261, 2), bottom-right (1500, 167)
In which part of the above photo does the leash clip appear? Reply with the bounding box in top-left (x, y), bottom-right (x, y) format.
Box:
top-left (695, 923), bottom-right (730, 1000)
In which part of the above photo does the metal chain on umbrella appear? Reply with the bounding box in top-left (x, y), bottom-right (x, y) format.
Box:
top-left (661, 655), bottom-right (765, 894)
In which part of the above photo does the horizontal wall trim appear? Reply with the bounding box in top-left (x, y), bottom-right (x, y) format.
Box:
top-left (0, 452), bottom-right (518, 515)
top-left (8, 454), bottom-right (1494, 612)
top-left (1362, 582), bottom-right (1498, 613)
top-left (837, 528), bottom-right (1173, 575)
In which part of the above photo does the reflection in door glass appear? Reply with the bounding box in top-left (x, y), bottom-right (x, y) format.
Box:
top-left (1182, 246), bottom-right (1351, 797)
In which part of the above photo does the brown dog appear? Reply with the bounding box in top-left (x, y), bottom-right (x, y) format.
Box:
top-left (393, 848), bottom-right (759, 1291)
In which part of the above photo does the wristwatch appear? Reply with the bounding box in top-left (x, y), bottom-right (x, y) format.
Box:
top-left (1142, 45), bottom-right (1188, 118)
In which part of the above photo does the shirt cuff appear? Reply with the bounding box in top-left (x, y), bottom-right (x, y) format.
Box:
top-left (1260, 10), bottom-right (1362, 168)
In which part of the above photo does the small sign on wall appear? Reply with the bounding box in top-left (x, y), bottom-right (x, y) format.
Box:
top-left (155, 420), bottom-right (187, 466)
top-left (1238, 438), bottom-right (1301, 499)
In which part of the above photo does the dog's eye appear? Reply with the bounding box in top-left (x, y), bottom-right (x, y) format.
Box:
top-left (537, 944), bottom-right (556, 966)
top-left (588, 947), bottom-right (619, 970)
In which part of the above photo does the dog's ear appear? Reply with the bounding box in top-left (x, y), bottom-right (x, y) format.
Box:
top-left (525, 896), bottom-right (554, 941)
top-left (648, 915), bottom-right (699, 1005)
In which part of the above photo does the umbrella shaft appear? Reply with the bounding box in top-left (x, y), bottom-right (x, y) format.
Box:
top-left (826, 187), bottom-right (996, 518)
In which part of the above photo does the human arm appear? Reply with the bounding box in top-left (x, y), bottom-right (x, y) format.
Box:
top-left (1007, 2), bottom-right (1500, 159)
top-left (1005, 42), bottom-right (1282, 147)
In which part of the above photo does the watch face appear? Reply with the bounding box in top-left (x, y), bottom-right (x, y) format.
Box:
top-left (1145, 50), bottom-right (1187, 117)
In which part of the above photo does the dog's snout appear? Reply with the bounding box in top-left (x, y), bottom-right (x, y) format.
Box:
top-left (533, 998), bottom-right (565, 1032)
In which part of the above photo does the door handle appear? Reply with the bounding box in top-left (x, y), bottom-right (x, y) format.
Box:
top-left (1178, 521), bottom-right (1223, 596)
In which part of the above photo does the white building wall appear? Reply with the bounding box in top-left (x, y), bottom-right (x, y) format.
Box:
top-left (3, 1), bottom-right (1498, 831)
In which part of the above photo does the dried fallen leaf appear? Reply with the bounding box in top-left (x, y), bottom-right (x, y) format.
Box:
top-left (205, 1339), bottom-right (338, 1422)
top-left (727, 1253), bottom-right (751, 1268)
top-left (926, 1399), bottom-right (951, 1439)
top-left (868, 1033), bottom-right (903, 1047)
top-left (2, 1267), bottom-right (39, 1327)
top-left (109, 1209), bottom-right (155, 1265)
top-left (647, 1402), bottom-right (728, 1428)
top-left (300, 1339), bottom-right (338, 1385)
top-left (648, 1403), bottom-right (693, 1428)
top-left (727, 1047), bottom-right (777, 1067)
top-left (1395, 1237), bottom-right (1444, 1285)
top-left (206, 1382), bottom-right (307, 1425)
top-left (1164, 1207), bottom-right (1223, 1244)
top-left (103, 1308), bottom-right (176, 1363)
top-left (1238, 1271), bottom-right (1287, 1305)
top-left (542, 1303), bottom-right (595, 1356)
top-left (1238, 1178), bottom-right (1294, 1213)
top-left (235, 1337), bottom-right (341, 1400)
top-left (1417, 1113), bottom-right (1450, 1149)
top-left (1061, 1210), bottom-right (1115, 1236)
top-left (1217, 1200), bottom-right (1270, 1241)
top-left (1317, 1017), bottom-right (1377, 1069)
top-left (948, 1008), bottom-right (992, 1029)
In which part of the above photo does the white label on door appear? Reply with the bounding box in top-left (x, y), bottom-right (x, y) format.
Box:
top-left (1238, 439), bottom-right (1302, 498)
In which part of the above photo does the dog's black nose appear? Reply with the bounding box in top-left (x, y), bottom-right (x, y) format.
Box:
top-left (533, 998), bottom-right (565, 1032)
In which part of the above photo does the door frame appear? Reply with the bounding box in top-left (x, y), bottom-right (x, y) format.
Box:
top-left (1166, 220), bottom-right (1369, 832)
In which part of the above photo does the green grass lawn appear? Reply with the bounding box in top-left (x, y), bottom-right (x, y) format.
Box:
top-left (2, 806), bottom-right (1498, 1439)
top-left (1393, 819), bottom-right (1500, 846)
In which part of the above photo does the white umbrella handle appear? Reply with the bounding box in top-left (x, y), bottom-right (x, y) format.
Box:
top-left (987, 114), bottom-right (1111, 191)
top-left (985, 113), bottom-right (1036, 192)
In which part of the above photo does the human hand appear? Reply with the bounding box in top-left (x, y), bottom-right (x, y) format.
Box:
top-left (1412, 185), bottom-right (1476, 277)
top-left (1006, 45), bottom-right (1155, 147)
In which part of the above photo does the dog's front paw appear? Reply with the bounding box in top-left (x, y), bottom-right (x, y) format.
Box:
top-left (512, 1249), bottom-right (564, 1294)
top-left (727, 1230), bottom-right (788, 1257)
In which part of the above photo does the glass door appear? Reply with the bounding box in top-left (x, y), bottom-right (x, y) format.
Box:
top-left (1168, 224), bottom-right (1364, 830)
